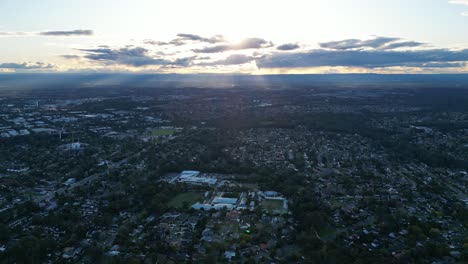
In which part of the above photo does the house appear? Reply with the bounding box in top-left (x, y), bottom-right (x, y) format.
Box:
top-left (64, 178), bottom-right (77, 186)
top-left (225, 251), bottom-right (236, 261)
top-left (226, 210), bottom-right (241, 221)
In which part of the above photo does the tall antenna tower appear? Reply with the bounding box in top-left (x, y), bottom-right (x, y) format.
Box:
top-left (59, 125), bottom-right (65, 140)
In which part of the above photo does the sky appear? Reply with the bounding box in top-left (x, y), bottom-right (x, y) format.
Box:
top-left (1, 0), bottom-right (468, 74)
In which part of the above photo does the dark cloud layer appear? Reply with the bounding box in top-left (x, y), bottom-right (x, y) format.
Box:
top-left (193, 38), bottom-right (273, 53)
top-left (256, 49), bottom-right (468, 69)
top-left (383, 41), bottom-right (425, 50)
top-left (320, 37), bottom-right (424, 50)
top-left (277, 43), bottom-right (300, 51)
top-left (39, 30), bottom-right (94, 36)
top-left (56, 34), bottom-right (467, 70)
top-left (193, 45), bottom-right (232, 53)
top-left (199, 54), bottom-right (254, 66)
top-left (79, 47), bottom-right (191, 67)
top-left (176, 33), bottom-right (225, 43)
top-left (60, 55), bottom-right (82, 60)
top-left (0, 62), bottom-right (54, 69)
top-left (410, 62), bottom-right (466, 68)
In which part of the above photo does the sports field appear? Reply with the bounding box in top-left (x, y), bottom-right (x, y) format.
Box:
top-left (168, 192), bottom-right (203, 208)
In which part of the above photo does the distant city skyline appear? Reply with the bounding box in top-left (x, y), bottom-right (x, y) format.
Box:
top-left (1, 0), bottom-right (468, 74)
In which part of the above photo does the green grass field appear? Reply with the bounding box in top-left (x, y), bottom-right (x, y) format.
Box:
top-left (168, 192), bottom-right (203, 208)
top-left (150, 128), bottom-right (175, 136)
top-left (262, 199), bottom-right (287, 214)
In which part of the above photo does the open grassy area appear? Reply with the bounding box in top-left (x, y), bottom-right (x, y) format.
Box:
top-left (150, 128), bottom-right (175, 136)
top-left (168, 192), bottom-right (203, 208)
top-left (262, 199), bottom-right (287, 214)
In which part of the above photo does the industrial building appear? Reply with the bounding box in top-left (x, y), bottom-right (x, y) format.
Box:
top-left (178, 170), bottom-right (217, 186)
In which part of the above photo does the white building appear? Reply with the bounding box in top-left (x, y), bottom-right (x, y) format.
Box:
top-left (180, 177), bottom-right (217, 186)
top-left (178, 170), bottom-right (217, 186)
top-left (213, 197), bottom-right (238, 205)
top-left (180, 170), bottom-right (201, 179)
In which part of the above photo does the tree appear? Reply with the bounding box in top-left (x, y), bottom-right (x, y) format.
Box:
top-left (408, 225), bottom-right (425, 244)
top-left (85, 246), bottom-right (104, 263)
top-left (0, 223), bottom-right (9, 243)
top-left (429, 228), bottom-right (441, 238)
top-left (6, 236), bottom-right (55, 264)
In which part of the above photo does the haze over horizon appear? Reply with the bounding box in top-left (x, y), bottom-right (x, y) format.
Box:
top-left (2, 0), bottom-right (468, 74)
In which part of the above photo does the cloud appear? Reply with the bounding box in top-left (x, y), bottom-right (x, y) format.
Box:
top-left (320, 37), bottom-right (399, 50)
top-left (193, 44), bottom-right (231, 53)
top-left (39, 30), bottom-right (94, 36)
top-left (176, 33), bottom-right (225, 43)
top-left (144, 38), bottom-right (187, 46)
top-left (5, 33), bottom-right (461, 73)
top-left (193, 38), bottom-right (273, 53)
top-left (449, 0), bottom-right (468, 5)
top-left (145, 33), bottom-right (225, 46)
top-left (61, 55), bottom-right (82, 60)
top-left (199, 54), bottom-right (254, 66)
top-left (0, 30), bottom-right (94, 37)
top-left (383, 41), bottom-right (425, 50)
top-left (0, 62), bottom-right (54, 69)
top-left (418, 62), bottom-right (466, 68)
top-left (78, 47), bottom-right (192, 67)
top-left (171, 56), bottom-right (197, 67)
top-left (319, 37), bottom-right (424, 50)
top-left (277, 43), bottom-right (300, 51)
top-left (256, 48), bottom-right (468, 69)
top-left (0, 32), bottom-right (28, 36)
top-left (143, 40), bottom-right (172, 46)
top-left (449, 1), bottom-right (468, 16)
